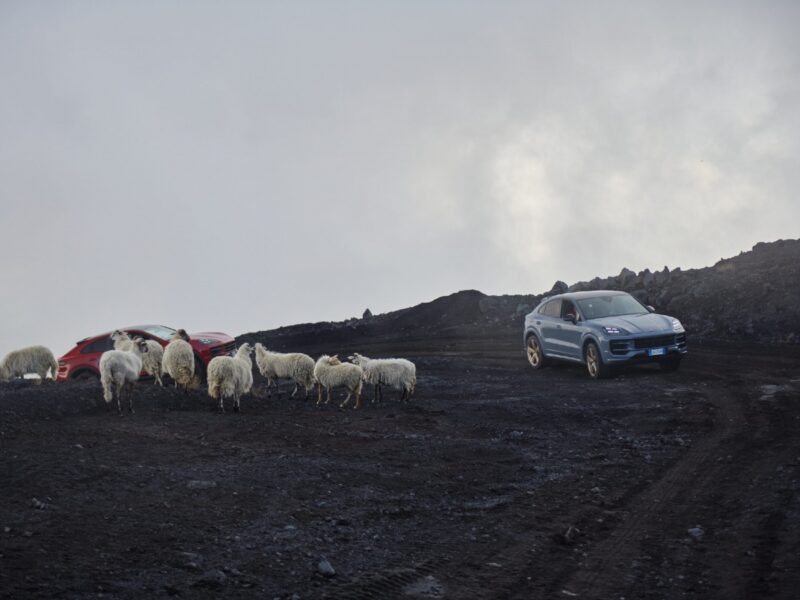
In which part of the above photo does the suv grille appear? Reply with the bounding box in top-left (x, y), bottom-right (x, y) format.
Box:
top-left (634, 335), bottom-right (678, 349)
top-left (609, 340), bottom-right (630, 354)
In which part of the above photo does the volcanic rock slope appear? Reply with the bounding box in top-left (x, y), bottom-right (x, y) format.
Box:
top-left (239, 238), bottom-right (800, 348)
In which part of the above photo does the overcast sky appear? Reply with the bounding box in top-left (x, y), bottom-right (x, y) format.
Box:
top-left (1, 1), bottom-right (798, 357)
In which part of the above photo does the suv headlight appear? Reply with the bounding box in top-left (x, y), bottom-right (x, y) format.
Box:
top-left (671, 319), bottom-right (684, 332)
top-left (603, 326), bottom-right (626, 334)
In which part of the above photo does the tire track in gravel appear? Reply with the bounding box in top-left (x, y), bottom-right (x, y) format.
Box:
top-left (545, 372), bottom-right (749, 598)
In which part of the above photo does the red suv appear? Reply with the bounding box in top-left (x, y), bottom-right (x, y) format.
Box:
top-left (56, 325), bottom-right (236, 382)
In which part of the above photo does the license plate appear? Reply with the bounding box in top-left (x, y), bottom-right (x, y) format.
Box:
top-left (648, 347), bottom-right (666, 357)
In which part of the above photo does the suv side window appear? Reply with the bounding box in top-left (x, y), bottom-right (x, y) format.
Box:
top-left (542, 300), bottom-right (562, 317)
top-left (561, 300), bottom-right (578, 320)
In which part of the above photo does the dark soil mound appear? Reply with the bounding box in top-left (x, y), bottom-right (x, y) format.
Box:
top-left (240, 238), bottom-right (800, 348)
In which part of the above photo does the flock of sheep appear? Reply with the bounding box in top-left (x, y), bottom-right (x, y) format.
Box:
top-left (0, 331), bottom-right (417, 416)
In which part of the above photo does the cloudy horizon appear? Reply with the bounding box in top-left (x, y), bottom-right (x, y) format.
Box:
top-left (1, 1), bottom-right (798, 357)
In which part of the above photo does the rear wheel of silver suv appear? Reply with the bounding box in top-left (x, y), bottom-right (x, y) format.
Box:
top-left (526, 335), bottom-right (547, 369)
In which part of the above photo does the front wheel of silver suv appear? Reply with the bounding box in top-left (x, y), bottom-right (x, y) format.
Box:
top-left (526, 335), bottom-right (547, 369)
top-left (584, 341), bottom-right (610, 379)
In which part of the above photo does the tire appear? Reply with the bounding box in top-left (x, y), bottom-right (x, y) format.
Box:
top-left (526, 335), bottom-right (547, 369)
top-left (72, 369), bottom-right (99, 381)
top-left (584, 341), bottom-right (610, 379)
top-left (194, 356), bottom-right (207, 384)
top-left (660, 355), bottom-right (682, 372)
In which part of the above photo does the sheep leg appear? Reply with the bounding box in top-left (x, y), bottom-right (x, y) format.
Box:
top-left (326, 387), bottom-right (332, 405)
top-left (218, 395), bottom-right (225, 413)
top-left (316, 383), bottom-right (323, 405)
top-left (126, 382), bottom-right (135, 413)
top-left (290, 382), bottom-right (299, 398)
top-left (340, 391), bottom-right (351, 409)
top-left (354, 389), bottom-right (362, 410)
top-left (372, 383), bottom-right (379, 403)
top-left (233, 393), bottom-right (241, 413)
top-left (115, 381), bottom-right (124, 415)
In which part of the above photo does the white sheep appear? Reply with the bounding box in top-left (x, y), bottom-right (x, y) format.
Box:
top-left (99, 338), bottom-right (149, 415)
top-left (253, 343), bottom-right (315, 399)
top-left (207, 343), bottom-right (253, 413)
top-left (161, 329), bottom-right (195, 392)
top-left (0, 345), bottom-right (58, 382)
top-left (313, 355), bottom-right (363, 409)
top-left (348, 352), bottom-right (416, 403)
top-left (111, 329), bottom-right (165, 386)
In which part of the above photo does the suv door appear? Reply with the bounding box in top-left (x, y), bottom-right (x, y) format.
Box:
top-left (550, 300), bottom-right (584, 360)
top-left (538, 299), bottom-right (562, 355)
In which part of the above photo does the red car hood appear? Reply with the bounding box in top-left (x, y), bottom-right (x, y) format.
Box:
top-left (190, 331), bottom-right (235, 344)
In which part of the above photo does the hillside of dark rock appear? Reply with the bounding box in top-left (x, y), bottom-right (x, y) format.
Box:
top-left (240, 238), bottom-right (800, 347)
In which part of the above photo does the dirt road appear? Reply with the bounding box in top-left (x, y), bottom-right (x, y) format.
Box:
top-left (1, 333), bottom-right (799, 599)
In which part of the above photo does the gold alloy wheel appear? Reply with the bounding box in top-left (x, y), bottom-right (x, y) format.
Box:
top-left (527, 336), bottom-right (542, 368)
top-left (586, 343), bottom-right (600, 378)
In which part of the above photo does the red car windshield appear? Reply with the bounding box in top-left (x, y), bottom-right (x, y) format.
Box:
top-left (137, 325), bottom-right (177, 341)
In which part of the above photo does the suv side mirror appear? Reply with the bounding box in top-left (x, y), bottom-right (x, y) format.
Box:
top-left (646, 305), bottom-right (655, 312)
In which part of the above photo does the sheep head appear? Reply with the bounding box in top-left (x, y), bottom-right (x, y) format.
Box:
top-left (174, 329), bottom-right (191, 342)
top-left (110, 329), bottom-right (129, 342)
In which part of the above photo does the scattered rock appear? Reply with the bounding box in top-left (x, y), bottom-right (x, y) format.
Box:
top-left (688, 526), bottom-right (705, 541)
top-left (317, 557), bottom-right (336, 577)
top-left (403, 574), bottom-right (445, 598)
top-left (193, 568), bottom-right (227, 589)
top-left (30, 498), bottom-right (48, 510)
top-left (186, 480), bottom-right (217, 490)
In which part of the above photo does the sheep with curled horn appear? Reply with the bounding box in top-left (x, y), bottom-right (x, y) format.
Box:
top-left (111, 330), bottom-right (165, 386)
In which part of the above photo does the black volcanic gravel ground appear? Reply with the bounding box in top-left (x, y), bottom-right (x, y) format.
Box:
top-left (1, 335), bottom-right (800, 599)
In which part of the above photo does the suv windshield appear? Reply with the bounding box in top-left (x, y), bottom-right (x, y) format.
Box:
top-left (140, 325), bottom-right (177, 341)
top-left (576, 294), bottom-right (648, 319)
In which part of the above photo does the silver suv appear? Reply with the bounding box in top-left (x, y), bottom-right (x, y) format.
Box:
top-left (523, 290), bottom-right (687, 378)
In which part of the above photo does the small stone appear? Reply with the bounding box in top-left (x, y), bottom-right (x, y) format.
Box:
top-left (186, 480), bottom-right (217, 490)
top-left (317, 557), bottom-right (336, 577)
top-left (193, 568), bottom-right (227, 588)
top-left (687, 526), bottom-right (704, 541)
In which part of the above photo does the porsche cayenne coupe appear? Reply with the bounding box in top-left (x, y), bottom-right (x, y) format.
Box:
top-left (523, 290), bottom-right (687, 379)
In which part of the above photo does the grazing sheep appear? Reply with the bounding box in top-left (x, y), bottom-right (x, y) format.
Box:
top-left (348, 353), bottom-right (416, 403)
top-left (99, 338), bottom-right (149, 415)
top-left (111, 330), bottom-right (164, 386)
top-left (313, 355), bottom-right (363, 409)
top-left (161, 329), bottom-right (195, 392)
top-left (207, 343), bottom-right (253, 413)
top-left (253, 343), bottom-right (315, 399)
top-left (0, 345), bottom-right (58, 382)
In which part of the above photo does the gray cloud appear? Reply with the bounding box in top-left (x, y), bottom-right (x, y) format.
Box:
top-left (1, 1), bottom-right (798, 356)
